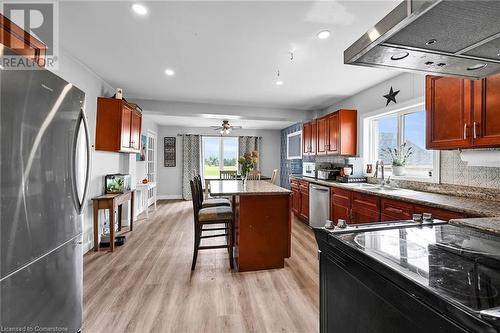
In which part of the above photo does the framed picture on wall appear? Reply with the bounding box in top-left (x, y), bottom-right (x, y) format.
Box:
top-left (136, 134), bottom-right (147, 161)
top-left (164, 137), bottom-right (176, 167)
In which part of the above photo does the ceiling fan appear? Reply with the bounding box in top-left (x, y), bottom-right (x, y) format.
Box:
top-left (211, 120), bottom-right (242, 135)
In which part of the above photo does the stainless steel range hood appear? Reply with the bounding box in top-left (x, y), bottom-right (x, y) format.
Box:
top-left (344, 0), bottom-right (500, 79)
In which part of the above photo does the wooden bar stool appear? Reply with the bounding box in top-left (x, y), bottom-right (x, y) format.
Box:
top-left (190, 180), bottom-right (234, 271)
top-left (194, 175), bottom-right (231, 208)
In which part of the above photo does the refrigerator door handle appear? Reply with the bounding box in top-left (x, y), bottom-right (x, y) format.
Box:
top-left (72, 108), bottom-right (91, 215)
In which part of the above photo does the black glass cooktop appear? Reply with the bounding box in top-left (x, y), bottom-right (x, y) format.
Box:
top-left (337, 224), bottom-right (500, 312)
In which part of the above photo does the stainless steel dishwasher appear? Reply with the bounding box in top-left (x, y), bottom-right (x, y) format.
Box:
top-left (309, 183), bottom-right (330, 228)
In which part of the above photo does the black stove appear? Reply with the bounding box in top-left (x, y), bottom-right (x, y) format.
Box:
top-left (336, 223), bottom-right (500, 320)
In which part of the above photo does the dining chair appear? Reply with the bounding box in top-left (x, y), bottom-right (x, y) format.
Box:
top-left (194, 175), bottom-right (231, 208)
top-left (220, 170), bottom-right (237, 179)
top-left (246, 171), bottom-right (261, 180)
top-left (190, 180), bottom-right (234, 271)
top-left (270, 169), bottom-right (278, 184)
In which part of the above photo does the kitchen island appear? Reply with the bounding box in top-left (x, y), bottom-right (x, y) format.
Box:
top-left (209, 180), bottom-right (291, 272)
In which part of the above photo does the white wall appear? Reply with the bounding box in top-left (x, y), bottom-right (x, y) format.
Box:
top-left (53, 49), bottom-right (127, 253)
top-left (156, 126), bottom-right (281, 199)
top-left (316, 72), bottom-right (425, 161)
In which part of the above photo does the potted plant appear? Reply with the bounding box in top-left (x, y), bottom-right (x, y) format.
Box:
top-left (239, 151), bottom-right (258, 184)
top-left (382, 142), bottom-right (413, 176)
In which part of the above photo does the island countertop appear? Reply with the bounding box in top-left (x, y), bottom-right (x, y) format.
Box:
top-left (209, 180), bottom-right (291, 196)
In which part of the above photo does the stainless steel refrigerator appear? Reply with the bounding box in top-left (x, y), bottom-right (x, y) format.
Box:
top-left (0, 47), bottom-right (90, 332)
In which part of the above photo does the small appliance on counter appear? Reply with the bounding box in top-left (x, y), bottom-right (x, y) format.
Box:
top-left (302, 162), bottom-right (317, 178)
top-left (105, 174), bottom-right (131, 194)
top-left (316, 163), bottom-right (344, 180)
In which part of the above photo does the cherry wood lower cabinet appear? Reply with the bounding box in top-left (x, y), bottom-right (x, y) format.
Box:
top-left (235, 194), bottom-right (291, 272)
top-left (299, 182), bottom-right (310, 222)
top-left (380, 198), bottom-right (414, 221)
top-left (331, 188), bottom-right (352, 224)
top-left (290, 179), bottom-right (309, 224)
top-left (413, 204), bottom-right (466, 221)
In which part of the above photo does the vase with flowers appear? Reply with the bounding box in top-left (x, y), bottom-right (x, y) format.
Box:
top-left (382, 142), bottom-right (413, 176)
top-left (239, 151), bottom-right (258, 184)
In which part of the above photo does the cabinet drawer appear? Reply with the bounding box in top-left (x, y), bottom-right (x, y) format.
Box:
top-left (413, 205), bottom-right (466, 221)
top-left (290, 178), bottom-right (300, 187)
top-left (352, 192), bottom-right (380, 212)
top-left (381, 199), bottom-right (414, 220)
top-left (331, 188), bottom-right (352, 208)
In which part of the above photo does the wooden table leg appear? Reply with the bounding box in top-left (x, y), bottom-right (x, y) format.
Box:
top-left (93, 202), bottom-right (99, 252)
top-left (110, 206), bottom-right (115, 252)
top-left (130, 191), bottom-right (135, 231)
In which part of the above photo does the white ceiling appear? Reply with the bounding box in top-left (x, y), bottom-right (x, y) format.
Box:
top-left (59, 1), bottom-right (401, 112)
top-left (147, 114), bottom-right (296, 130)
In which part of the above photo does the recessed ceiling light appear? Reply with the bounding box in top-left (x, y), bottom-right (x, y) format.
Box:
top-left (132, 3), bottom-right (148, 16)
top-left (164, 68), bottom-right (175, 76)
top-left (276, 80), bottom-right (284, 86)
top-left (317, 30), bottom-right (331, 40)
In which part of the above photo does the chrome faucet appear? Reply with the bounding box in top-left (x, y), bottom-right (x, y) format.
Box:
top-left (374, 160), bottom-right (386, 186)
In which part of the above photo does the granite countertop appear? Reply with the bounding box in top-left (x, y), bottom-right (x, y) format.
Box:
top-left (209, 180), bottom-right (291, 196)
top-left (290, 175), bottom-right (500, 217)
top-left (450, 217), bottom-right (500, 235)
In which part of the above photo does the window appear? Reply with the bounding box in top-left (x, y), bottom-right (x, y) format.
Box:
top-left (367, 107), bottom-right (439, 181)
top-left (202, 136), bottom-right (238, 179)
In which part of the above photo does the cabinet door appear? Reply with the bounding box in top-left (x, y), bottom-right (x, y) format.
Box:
top-left (332, 204), bottom-right (350, 225)
top-left (300, 191), bottom-right (309, 222)
top-left (381, 199), bottom-right (414, 221)
top-left (317, 117), bottom-right (328, 155)
top-left (291, 187), bottom-right (300, 215)
top-left (120, 105), bottom-right (133, 150)
top-left (352, 208), bottom-right (380, 224)
top-left (473, 73), bottom-right (500, 147)
top-left (311, 119), bottom-right (317, 155)
top-left (426, 75), bottom-right (473, 149)
top-left (130, 110), bottom-right (142, 151)
top-left (303, 122), bottom-right (311, 154)
top-left (326, 112), bottom-right (339, 154)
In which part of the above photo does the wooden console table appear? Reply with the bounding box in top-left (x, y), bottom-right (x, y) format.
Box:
top-left (92, 190), bottom-right (135, 252)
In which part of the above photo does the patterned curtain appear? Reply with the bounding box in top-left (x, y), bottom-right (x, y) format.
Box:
top-left (238, 136), bottom-right (262, 171)
top-left (182, 134), bottom-right (201, 200)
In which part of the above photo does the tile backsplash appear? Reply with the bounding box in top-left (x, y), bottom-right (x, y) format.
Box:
top-left (440, 150), bottom-right (500, 190)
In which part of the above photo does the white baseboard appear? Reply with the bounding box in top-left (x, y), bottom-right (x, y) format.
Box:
top-left (83, 240), bottom-right (93, 254)
top-left (157, 194), bottom-right (183, 200)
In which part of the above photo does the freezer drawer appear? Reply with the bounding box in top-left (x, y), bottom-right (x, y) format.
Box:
top-left (0, 235), bottom-right (83, 332)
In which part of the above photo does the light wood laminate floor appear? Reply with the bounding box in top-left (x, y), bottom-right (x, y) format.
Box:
top-left (83, 200), bottom-right (319, 333)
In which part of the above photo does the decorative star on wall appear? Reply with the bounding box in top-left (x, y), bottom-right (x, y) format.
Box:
top-left (383, 86), bottom-right (400, 106)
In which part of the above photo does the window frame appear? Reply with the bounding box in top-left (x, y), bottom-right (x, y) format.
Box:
top-left (201, 135), bottom-right (239, 179)
top-left (365, 104), bottom-right (440, 183)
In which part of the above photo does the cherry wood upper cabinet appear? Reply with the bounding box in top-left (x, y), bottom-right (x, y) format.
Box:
top-left (327, 112), bottom-right (339, 154)
top-left (473, 74), bottom-right (500, 147)
top-left (96, 97), bottom-right (142, 153)
top-left (303, 119), bottom-right (318, 156)
top-left (302, 122), bottom-right (311, 155)
top-left (0, 14), bottom-right (47, 66)
top-left (426, 73), bottom-right (500, 150)
top-left (311, 120), bottom-right (317, 155)
top-left (316, 109), bottom-right (357, 156)
top-left (317, 117), bottom-right (328, 155)
top-left (426, 75), bottom-right (473, 149)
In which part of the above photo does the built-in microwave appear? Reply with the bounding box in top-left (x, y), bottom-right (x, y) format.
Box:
top-left (302, 162), bottom-right (316, 178)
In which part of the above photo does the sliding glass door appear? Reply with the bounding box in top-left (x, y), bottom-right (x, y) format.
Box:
top-left (202, 136), bottom-right (238, 179)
